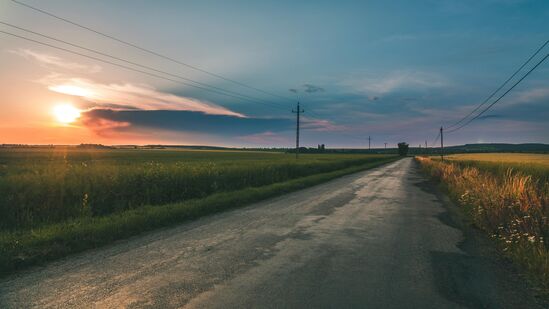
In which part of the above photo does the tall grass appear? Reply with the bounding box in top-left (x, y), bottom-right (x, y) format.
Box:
top-left (416, 156), bottom-right (548, 287)
top-left (0, 149), bottom-right (393, 230)
top-left (0, 154), bottom-right (399, 275)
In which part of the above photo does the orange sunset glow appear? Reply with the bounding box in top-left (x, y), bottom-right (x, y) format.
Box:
top-left (1, 1), bottom-right (548, 307)
top-left (53, 104), bottom-right (81, 125)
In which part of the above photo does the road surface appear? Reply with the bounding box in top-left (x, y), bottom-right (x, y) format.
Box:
top-left (0, 158), bottom-right (542, 308)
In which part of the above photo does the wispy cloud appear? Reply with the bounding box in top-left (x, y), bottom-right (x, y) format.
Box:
top-left (303, 84), bottom-right (325, 93)
top-left (510, 86), bottom-right (549, 105)
top-left (238, 131), bottom-right (290, 144)
top-left (10, 49), bottom-right (102, 73)
top-left (12, 49), bottom-right (243, 117)
top-left (40, 74), bottom-right (244, 117)
top-left (476, 114), bottom-right (502, 120)
top-left (301, 117), bottom-right (346, 132)
top-left (341, 71), bottom-right (448, 95)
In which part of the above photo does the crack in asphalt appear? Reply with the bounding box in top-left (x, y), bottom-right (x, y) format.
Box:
top-left (0, 158), bottom-right (543, 308)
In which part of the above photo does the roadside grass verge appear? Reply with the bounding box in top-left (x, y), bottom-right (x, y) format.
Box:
top-left (415, 156), bottom-right (548, 292)
top-left (0, 156), bottom-right (399, 277)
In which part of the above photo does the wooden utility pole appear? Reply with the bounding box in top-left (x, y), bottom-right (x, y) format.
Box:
top-left (440, 126), bottom-right (444, 161)
top-left (368, 136), bottom-right (371, 150)
top-left (292, 101), bottom-right (304, 159)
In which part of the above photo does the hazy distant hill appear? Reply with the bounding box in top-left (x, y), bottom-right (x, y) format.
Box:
top-left (442, 143), bottom-right (549, 153)
top-left (2, 143), bottom-right (548, 154)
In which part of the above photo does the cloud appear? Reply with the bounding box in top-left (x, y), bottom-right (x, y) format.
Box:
top-left (238, 131), bottom-right (290, 144)
top-left (81, 117), bottom-right (131, 137)
top-left (341, 71), bottom-right (448, 95)
top-left (10, 49), bottom-right (101, 73)
top-left (301, 117), bottom-right (346, 132)
top-left (14, 49), bottom-right (243, 117)
top-left (81, 109), bottom-right (293, 137)
top-left (476, 114), bottom-right (502, 120)
top-left (288, 88), bottom-right (298, 93)
top-left (303, 84), bottom-right (324, 93)
top-left (40, 74), bottom-right (243, 117)
top-left (510, 87), bottom-right (549, 105)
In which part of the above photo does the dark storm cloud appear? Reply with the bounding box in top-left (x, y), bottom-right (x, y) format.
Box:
top-left (82, 109), bottom-right (294, 136)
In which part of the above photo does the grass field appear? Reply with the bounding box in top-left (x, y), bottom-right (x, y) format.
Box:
top-left (0, 147), bottom-right (398, 275)
top-left (0, 148), bottom-right (395, 230)
top-left (445, 153), bottom-right (549, 165)
top-left (444, 153), bottom-right (549, 185)
top-left (416, 153), bottom-right (548, 290)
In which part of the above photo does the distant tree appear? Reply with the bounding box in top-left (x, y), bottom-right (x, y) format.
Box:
top-left (397, 142), bottom-right (409, 156)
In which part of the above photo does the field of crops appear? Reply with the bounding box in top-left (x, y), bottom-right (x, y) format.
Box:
top-left (416, 153), bottom-right (549, 287)
top-left (444, 153), bottom-right (549, 184)
top-left (444, 153), bottom-right (549, 165)
top-left (0, 147), bottom-right (394, 231)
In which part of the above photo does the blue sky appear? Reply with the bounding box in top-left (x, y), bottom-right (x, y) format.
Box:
top-left (0, 0), bottom-right (548, 147)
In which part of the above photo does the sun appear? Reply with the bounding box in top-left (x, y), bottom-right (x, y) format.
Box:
top-left (53, 104), bottom-right (81, 124)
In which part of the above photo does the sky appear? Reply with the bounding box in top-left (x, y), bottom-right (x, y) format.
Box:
top-left (0, 0), bottom-right (548, 148)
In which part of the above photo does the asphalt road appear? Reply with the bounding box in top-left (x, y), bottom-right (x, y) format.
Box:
top-left (0, 158), bottom-right (542, 308)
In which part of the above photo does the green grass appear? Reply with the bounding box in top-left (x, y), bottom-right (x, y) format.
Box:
top-left (0, 148), bottom-right (394, 230)
top-left (0, 147), bottom-right (399, 276)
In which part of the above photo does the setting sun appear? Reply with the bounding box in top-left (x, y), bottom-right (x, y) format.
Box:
top-left (53, 104), bottom-right (81, 124)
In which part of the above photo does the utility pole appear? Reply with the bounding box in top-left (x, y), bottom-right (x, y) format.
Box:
top-left (368, 136), bottom-right (371, 150)
top-left (440, 126), bottom-right (444, 161)
top-left (425, 140), bottom-right (427, 155)
top-left (292, 101), bottom-right (304, 159)
top-left (384, 142), bottom-right (387, 149)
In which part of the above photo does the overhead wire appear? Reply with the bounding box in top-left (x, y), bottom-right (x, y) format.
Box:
top-left (446, 52), bottom-right (548, 133)
top-left (445, 39), bottom-right (548, 129)
top-left (0, 30), bottom-right (291, 113)
top-left (430, 131), bottom-right (441, 147)
top-left (7, 0), bottom-right (412, 145)
top-left (1, 28), bottom-right (371, 143)
top-left (0, 21), bottom-right (291, 112)
top-left (10, 0), bottom-right (295, 102)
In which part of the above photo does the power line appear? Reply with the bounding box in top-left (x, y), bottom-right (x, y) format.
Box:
top-left (6, 0), bottom-right (382, 145)
top-left (0, 21), bottom-right (290, 112)
top-left (10, 0), bottom-right (294, 102)
top-left (430, 131), bottom-right (440, 147)
top-left (446, 52), bottom-right (548, 134)
top-left (0, 30), bottom-right (292, 114)
top-left (445, 39), bottom-right (549, 129)
top-left (288, 91), bottom-right (369, 142)
top-left (2, 28), bottom-right (369, 145)
top-left (300, 114), bottom-right (369, 142)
